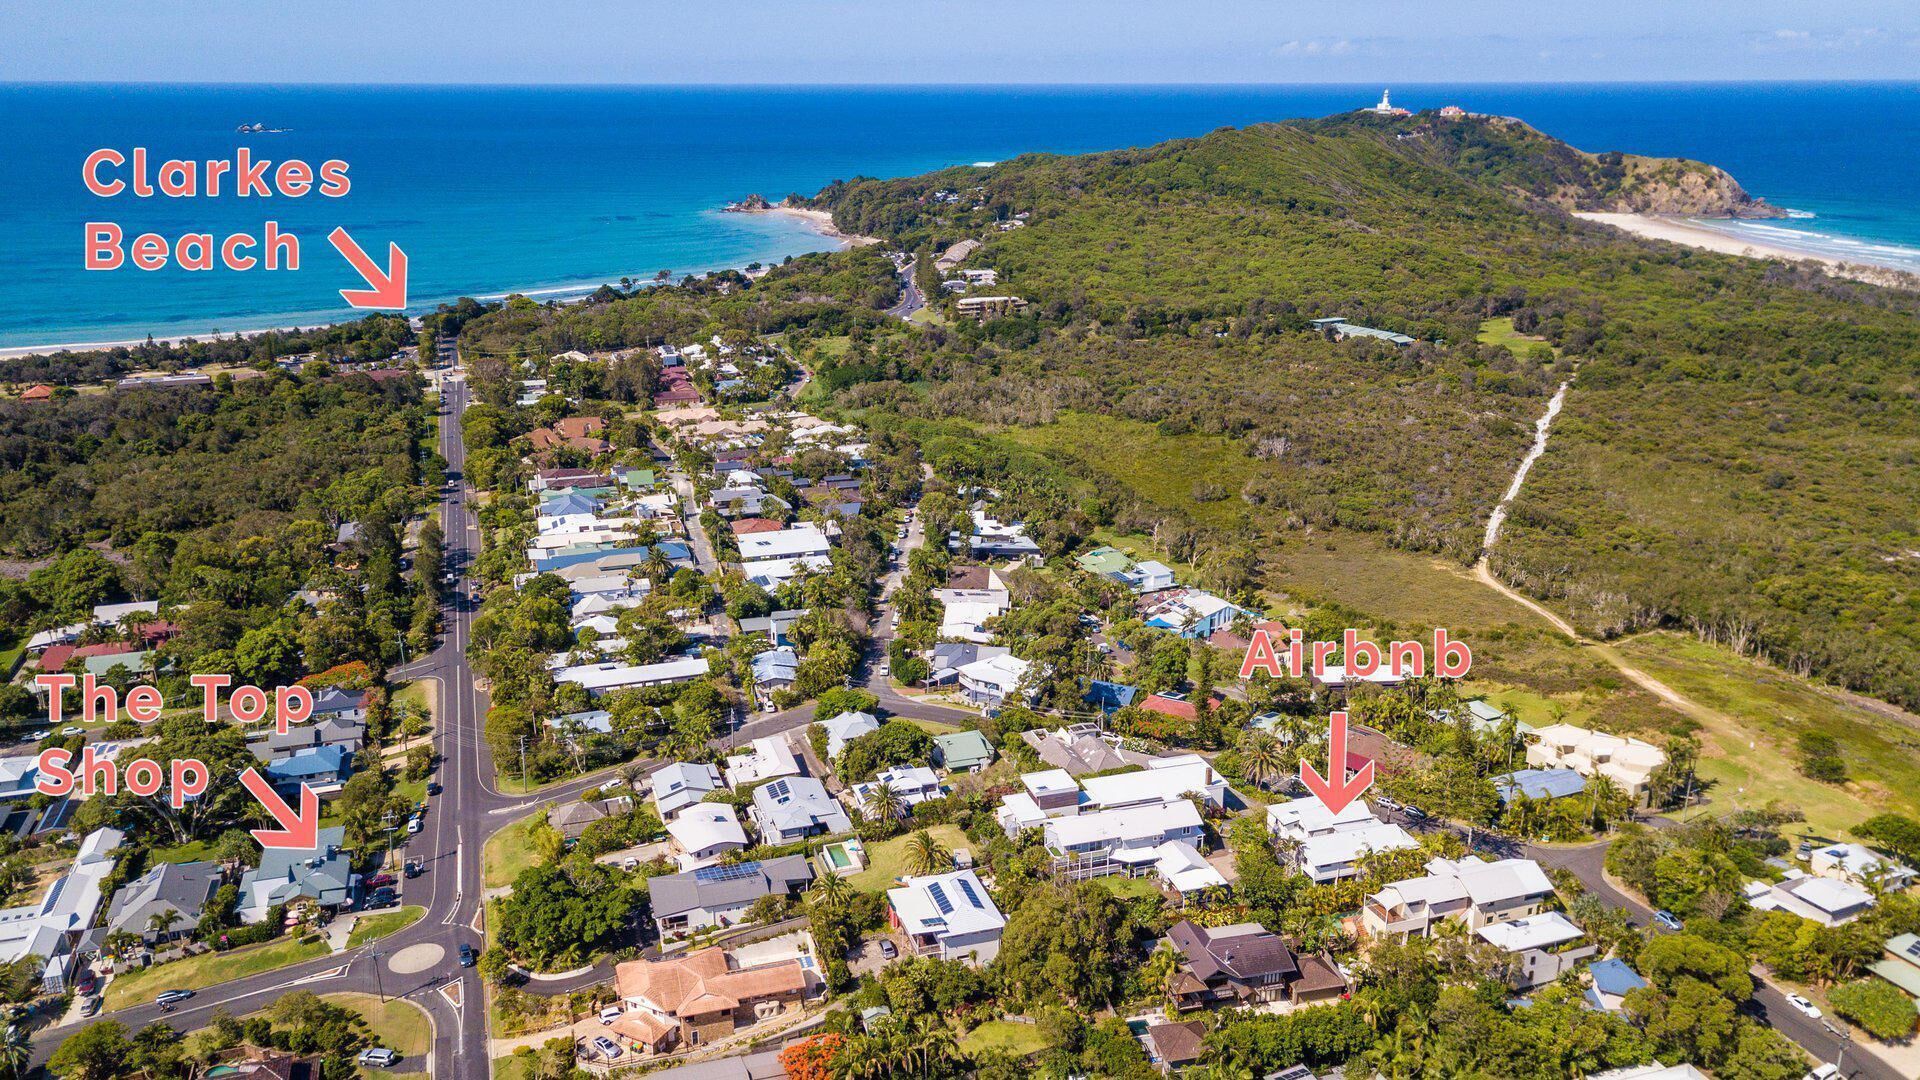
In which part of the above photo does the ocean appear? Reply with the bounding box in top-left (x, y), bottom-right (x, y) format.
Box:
top-left (2, 82), bottom-right (1916, 349)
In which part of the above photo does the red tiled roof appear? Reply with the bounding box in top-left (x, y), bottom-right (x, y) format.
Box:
top-left (731, 518), bottom-right (785, 535)
top-left (1140, 694), bottom-right (1197, 721)
top-left (20, 385), bottom-right (54, 400)
top-left (36, 645), bottom-right (74, 671)
top-left (73, 641), bottom-right (141, 660)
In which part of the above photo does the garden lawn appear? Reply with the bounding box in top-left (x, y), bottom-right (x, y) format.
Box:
top-left (960, 1019), bottom-right (1056, 1058)
top-left (847, 824), bottom-right (970, 892)
top-left (347, 906), bottom-right (426, 949)
top-left (484, 811), bottom-right (543, 889)
top-left (105, 935), bottom-right (331, 1010)
top-left (324, 992), bottom-right (433, 1059)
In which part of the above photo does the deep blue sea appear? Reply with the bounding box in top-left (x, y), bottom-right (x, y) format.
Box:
top-left (2, 82), bottom-right (1916, 349)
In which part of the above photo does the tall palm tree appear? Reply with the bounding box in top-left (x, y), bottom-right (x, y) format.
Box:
top-left (902, 830), bottom-right (950, 877)
top-left (146, 909), bottom-right (181, 944)
top-left (1241, 731), bottom-right (1287, 792)
top-left (863, 782), bottom-right (905, 824)
top-left (811, 866), bottom-right (853, 910)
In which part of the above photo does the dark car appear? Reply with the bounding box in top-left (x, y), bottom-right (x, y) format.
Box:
top-left (426, 782), bottom-right (441, 796)
top-left (365, 873), bottom-right (397, 889)
top-left (403, 859), bottom-right (422, 879)
top-left (365, 888), bottom-right (398, 910)
top-left (458, 943), bottom-right (478, 968)
top-left (1401, 805), bottom-right (1427, 821)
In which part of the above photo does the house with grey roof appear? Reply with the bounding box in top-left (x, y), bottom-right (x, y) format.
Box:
top-left (236, 826), bottom-right (355, 924)
top-left (648, 855), bottom-right (814, 940)
top-left (104, 861), bottom-right (222, 943)
top-left (749, 777), bottom-right (853, 844)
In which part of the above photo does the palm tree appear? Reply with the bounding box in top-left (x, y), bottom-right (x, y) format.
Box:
top-left (811, 866), bottom-right (853, 910)
top-left (902, 830), bottom-right (950, 877)
top-left (863, 782), bottom-right (905, 824)
top-left (1241, 731), bottom-right (1287, 792)
top-left (146, 909), bottom-right (182, 944)
top-left (0, 1024), bottom-right (29, 1080)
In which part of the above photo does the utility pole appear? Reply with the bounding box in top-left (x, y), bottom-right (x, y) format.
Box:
top-left (518, 736), bottom-right (529, 786)
top-left (370, 950), bottom-right (386, 1002)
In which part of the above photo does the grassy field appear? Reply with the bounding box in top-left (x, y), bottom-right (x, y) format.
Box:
top-left (347, 906), bottom-right (426, 949)
top-left (148, 838), bottom-right (220, 866)
top-left (1476, 316), bottom-right (1557, 357)
top-left (324, 992), bottom-right (434, 1060)
top-left (847, 824), bottom-right (970, 892)
top-left (992, 411), bottom-right (1259, 531)
top-left (1090, 875), bottom-right (1164, 900)
top-left (960, 1019), bottom-right (1056, 1058)
top-left (484, 811), bottom-right (543, 889)
top-left (1615, 632), bottom-right (1920, 837)
top-left (1270, 530), bottom-right (1544, 632)
top-left (393, 679), bottom-right (437, 727)
top-left (105, 935), bottom-right (332, 1010)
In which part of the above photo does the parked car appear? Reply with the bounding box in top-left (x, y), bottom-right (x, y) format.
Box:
top-left (365, 888), bottom-right (398, 909)
top-left (426, 781), bottom-right (442, 796)
top-left (365, 873), bottom-right (397, 889)
top-left (403, 860), bottom-right (422, 879)
top-left (1804, 1065), bottom-right (1840, 1080)
top-left (61, 727), bottom-right (83, 737)
top-left (74, 970), bottom-right (97, 994)
top-left (406, 816), bottom-right (423, 835)
top-left (357, 1048), bottom-right (399, 1067)
top-left (78, 995), bottom-right (101, 1018)
top-left (1401, 805), bottom-right (1427, 821)
top-left (458, 943), bottom-right (478, 967)
top-left (620, 856), bottom-right (640, 871)
top-left (1784, 993), bottom-right (1822, 1019)
top-left (591, 1036), bottom-right (621, 1060)
top-left (878, 939), bottom-right (898, 960)
top-left (1375, 795), bottom-right (1402, 811)
top-left (26, 731), bottom-right (49, 742)
top-left (600, 1006), bottom-right (622, 1025)
top-left (1653, 910), bottom-right (1684, 932)
top-left (155, 989), bottom-right (194, 1005)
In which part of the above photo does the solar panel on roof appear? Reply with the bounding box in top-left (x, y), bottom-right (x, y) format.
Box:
top-left (927, 882), bottom-right (954, 915)
top-left (1907, 939), bottom-right (1920, 959)
top-left (694, 861), bottom-right (762, 883)
top-left (1273, 1067), bottom-right (1315, 1080)
top-left (956, 877), bottom-right (984, 908)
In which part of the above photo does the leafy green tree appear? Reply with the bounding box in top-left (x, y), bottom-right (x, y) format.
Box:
top-left (1828, 978), bottom-right (1918, 1040)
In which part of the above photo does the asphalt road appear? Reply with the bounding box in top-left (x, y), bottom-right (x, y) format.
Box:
top-left (885, 258), bottom-right (924, 320)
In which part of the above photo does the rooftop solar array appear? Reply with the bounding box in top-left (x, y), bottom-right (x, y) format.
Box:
top-left (694, 861), bottom-right (763, 883)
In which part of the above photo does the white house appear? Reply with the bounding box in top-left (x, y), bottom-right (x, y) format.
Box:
top-left (849, 766), bottom-right (944, 818)
top-left (1268, 795), bottom-right (1382, 843)
top-left (1809, 843), bottom-right (1917, 892)
top-left (1295, 822), bottom-right (1420, 884)
top-left (1151, 840), bottom-right (1230, 899)
top-left (738, 525), bottom-right (832, 564)
top-left (1140, 589), bottom-right (1240, 640)
top-left (887, 869), bottom-right (1005, 964)
top-left (956, 652), bottom-right (1034, 708)
top-left (724, 736), bottom-right (802, 790)
top-left (1041, 801), bottom-right (1206, 867)
top-left (0, 827), bottom-right (123, 993)
top-left (1476, 911), bottom-right (1597, 989)
top-left (817, 711), bottom-right (880, 758)
top-left (749, 777), bottom-right (853, 844)
top-left (651, 762), bottom-right (725, 821)
top-left (1362, 856), bottom-right (1556, 940)
top-left (1747, 872), bottom-right (1878, 926)
top-left (667, 804), bottom-right (750, 870)
top-left (1118, 560), bottom-right (1177, 594)
top-left (1525, 724), bottom-right (1667, 798)
top-left (555, 656), bottom-right (710, 696)
top-left (934, 587), bottom-right (1011, 644)
top-left (1080, 755), bottom-right (1227, 812)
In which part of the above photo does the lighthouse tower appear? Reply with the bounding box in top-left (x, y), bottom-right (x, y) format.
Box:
top-left (1369, 89), bottom-right (1395, 115)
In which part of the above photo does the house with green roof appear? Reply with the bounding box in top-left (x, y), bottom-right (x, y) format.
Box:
top-left (1871, 933), bottom-right (1920, 1002)
top-left (933, 729), bottom-right (996, 774)
top-left (1075, 546), bottom-right (1134, 576)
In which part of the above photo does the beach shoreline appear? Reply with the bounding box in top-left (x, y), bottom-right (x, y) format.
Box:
top-left (736, 204), bottom-right (882, 248)
top-left (1575, 212), bottom-right (1919, 290)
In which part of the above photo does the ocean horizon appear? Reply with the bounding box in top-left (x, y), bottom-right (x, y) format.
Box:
top-left (4, 81), bottom-right (1917, 350)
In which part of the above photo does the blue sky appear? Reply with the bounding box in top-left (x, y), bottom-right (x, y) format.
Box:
top-left (3, 0), bottom-right (1917, 83)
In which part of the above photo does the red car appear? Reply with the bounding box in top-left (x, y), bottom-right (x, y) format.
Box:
top-left (75, 971), bottom-right (97, 994)
top-left (364, 873), bottom-right (397, 889)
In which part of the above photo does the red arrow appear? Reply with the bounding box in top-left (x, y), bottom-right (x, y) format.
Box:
top-left (240, 767), bottom-right (321, 850)
top-left (328, 227), bottom-right (408, 310)
top-left (1300, 710), bottom-right (1375, 815)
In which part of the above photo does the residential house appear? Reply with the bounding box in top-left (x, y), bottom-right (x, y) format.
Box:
top-left (1869, 932), bottom-right (1920, 1003)
top-left (1295, 822), bottom-right (1420, 884)
top-left (1079, 755), bottom-right (1227, 811)
top-left (545, 709), bottom-right (614, 748)
top-left (1117, 560), bottom-right (1176, 594)
top-left (648, 856), bottom-right (814, 939)
top-left (751, 648), bottom-right (801, 696)
top-left (1493, 768), bottom-right (1588, 804)
top-left (1150, 840), bottom-right (1231, 901)
top-left (849, 767), bottom-right (943, 817)
top-left (549, 797), bottom-right (631, 841)
top-left (1747, 873), bottom-right (1877, 926)
top-left (612, 946), bottom-right (809, 1055)
top-left (737, 524), bottom-right (831, 565)
top-left (1022, 723), bottom-right (1155, 775)
top-left (1809, 842), bottom-right (1917, 892)
top-left (736, 610), bottom-right (805, 647)
top-left (749, 777), bottom-right (852, 843)
top-left (956, 652), bottom-right (1034, 709)
top-left (1268, 795), bottom-right (1382, 843)
top-left (1525, 724), bottom-right (1668, 799)
top-left (1074, 547), bottom-right (1133, 577)
top-left (667, 804), bottom-right (750, 870)
top-left (554, 656), bottom-right (710, 696)
top-left (935, 584), bottom-right (1010, 643)
top-left (953, 511), bottom-right (1041, 558)
top-left (104, 861), bottom-right (221, 944)
top-left (236, 827), bottom-right (355, 924)
top-left (1585, 958), bottom-right (1648, 1013)
top-left (1476, 912), bottom-right (1597, 989)
top-left (1309, 664), bottom-right (1409, 701)
top-left (932, 729), bottom-right (995, 774)
top-left (1361, 856), bottom-right (1556, 941)
top-left (0, 827), bottom-right (124, 992)
top-left (1084, 681), bottom-right (1139, 716)
top-left (887, 869), bottom-right (1006, 964)
top-left (1040, 801), bottom-right (1206, 879)
top-left (1146, 1020), bottom-right (1208, 1072)
top-left (1140, 589), bottom-right (1241, 640)
top-left (1164, 919), bottom-right (1349, 1009)
top-left (954, 295), bottom-right (1031, 321)
top-left (817, 711), bottom-right (879, 758)
top-left (724, 736), bottom-right (803, 789)
top-left (925, 643), bottom-right (1008, 687)
top-left (651, 762), bottom-right (725, 822)
top-left (309, 687), bottom-right (368, 723)
top-left (263, 745), bottom-right (352, 796)
top-left (1308, 316), bottom-right (1415, 346)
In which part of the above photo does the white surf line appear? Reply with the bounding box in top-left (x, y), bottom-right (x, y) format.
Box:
top-left (1482, 379), bottom-right (1571, 554)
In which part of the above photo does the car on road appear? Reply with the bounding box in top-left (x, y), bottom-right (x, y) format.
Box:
top-left (155, 989), bottom-right (194, 1005)
top-left (1653, 910), bottom-right (1684, 932)
top-left (426, 781), bottom-right (441, 796)
top-left (600, 1006), bottom-right (623, 1025)
top-left (357, 1048), bottom-right (399, 1067)
top-left (1784, 993), bottom-right (1822, 1019)
top-left (406, 815), bottom-right (423, 835)
top-left (592, 1036), bottom-right (622, 1060)
top-left (26, 731), bottom-right (49, 742)
top-left (78, 995), bottom-right (101, 1018)
top-left (459, 943), bottom-right (478, 967)
top-left (1803, 1065), bottom-right (1839, 1080)
top-left (365, 873), bottom-right (396, 889)
top-left (878, 939), bottom-right (898, 960)
top-left (62, 726), bottom-right (83, 737)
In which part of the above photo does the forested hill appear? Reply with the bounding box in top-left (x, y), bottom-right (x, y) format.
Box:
top-left (808, 111), bottom-right (1920, 710)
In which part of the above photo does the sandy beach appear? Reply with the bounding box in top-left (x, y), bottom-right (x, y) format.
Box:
top-left (750, 205), bottom-right (882, 248)
top-left (1575, 212), bottom-right (1918, 290)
